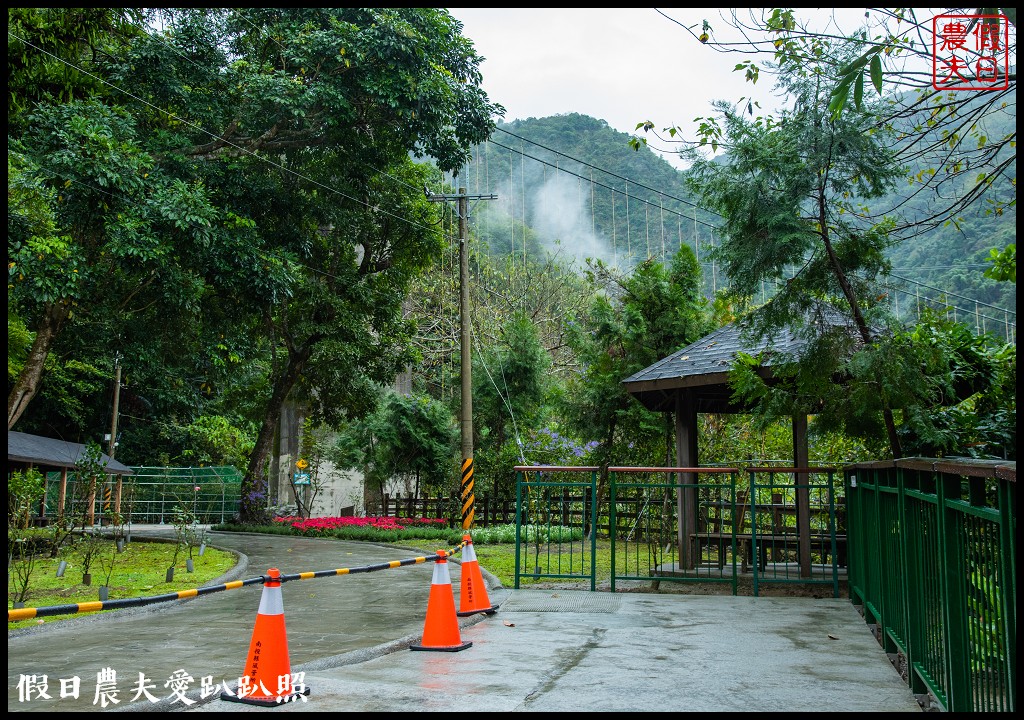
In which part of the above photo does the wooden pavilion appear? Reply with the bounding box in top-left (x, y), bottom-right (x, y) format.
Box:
top-left (7, 430), bottom-right (134, 525)
top-left (621, 314), bottom-right (845, 575)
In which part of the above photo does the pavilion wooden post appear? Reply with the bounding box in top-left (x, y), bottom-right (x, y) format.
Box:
top-left (675, 389), bottom-right (698, 569)
top-left (86, 479), bottom-right (96, 527)
top-left (793, 414), bottom-right (811, 577)
top-left (37, 465), bottom-right (47, 522)
top-left (57, 468), bottom-right (68, 521)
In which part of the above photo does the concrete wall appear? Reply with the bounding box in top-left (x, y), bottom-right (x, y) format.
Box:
top-left (272, 400), bottom-right (365, 517)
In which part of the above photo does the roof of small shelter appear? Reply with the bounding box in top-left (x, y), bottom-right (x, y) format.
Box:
top-left (7, 431), bottom-right (134, 475)
top-left (622, 319), bottom-right (806, 414)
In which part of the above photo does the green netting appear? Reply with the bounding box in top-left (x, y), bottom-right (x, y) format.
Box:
top-left (42, 466), bottom-right (244, 525)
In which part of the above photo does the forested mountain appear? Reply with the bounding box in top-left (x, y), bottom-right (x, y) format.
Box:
top-left (460, 114), bottom-right (720, 275)
top-left (455, 111), bottom-right (1015, 327)
top-left (879, 87), bottom-right (1016, 320)
top-left (7, 8), bottom-right (1014, 499)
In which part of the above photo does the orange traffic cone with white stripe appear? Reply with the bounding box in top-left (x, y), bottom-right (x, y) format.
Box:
top-left (221, 568), bottom-right (310, 706)
top-left (457, 534), bottom-right (498, 617)
top-left (410, 551), bottom-right (472, 652)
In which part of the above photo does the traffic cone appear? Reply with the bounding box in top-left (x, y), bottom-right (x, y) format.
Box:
top-left (221, 568), bottom-right (311, 706)
top-left (410, 551), bottom-right (472, 652)
top-left (457, 534), bottom-right (498, 617)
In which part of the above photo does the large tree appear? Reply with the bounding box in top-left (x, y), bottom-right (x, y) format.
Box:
top-left (8, 9), bottom-right (502, 523)
top-left (642, 8), bottom-right (1016, 284)
top-left (682, 41), bottom-right (1002, 457)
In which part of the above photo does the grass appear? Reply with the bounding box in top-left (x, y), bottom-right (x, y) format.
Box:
top-left (7, 538), bottom-right (237, 631)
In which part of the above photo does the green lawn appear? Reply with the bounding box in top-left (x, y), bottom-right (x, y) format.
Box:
top-left (7, 540), bottom-right (237, 631)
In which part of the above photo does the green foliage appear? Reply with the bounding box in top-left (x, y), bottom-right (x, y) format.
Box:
top-left (216, 520), bottom-right (465, 547)
top-left (338, 389), bottom-right (459, 500)
top-left (7, 8), bottom-right (145, 126)
top-left (696, 414), bottom-right (794, 467)
top-left (559, 247), bottom-right (712, 472)
top-left (212, 518), bottom-right (581, 547)
top-left (984, 243), bottom-right (1016, 283)
top-left (499, 522), bottom-right (582, 543)
top-left (896, 313), bottom-right (1015, 459)
top-left (74, 441), bottom-right (106, 482)
top-left (6, 316), bottom-right (33, 383)
top-left (474, 312), bottom-right (550, 438)
top-left (966, 568), bottom-right (1007, 674)
top-left (14, 356), bottom-right (108, 438)
top-left (8, 467), bottom-right (45, 531)
top-left (473, 312), bottom-right (554, 495)
top-left (179, 415), bottom-right (255, 469)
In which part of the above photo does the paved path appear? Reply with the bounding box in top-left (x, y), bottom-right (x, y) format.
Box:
top-left (8, 528), bottom-right (922, 713)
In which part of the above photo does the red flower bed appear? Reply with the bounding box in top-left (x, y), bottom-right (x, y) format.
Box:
top-left (274, 515), bottom-right (449, 534)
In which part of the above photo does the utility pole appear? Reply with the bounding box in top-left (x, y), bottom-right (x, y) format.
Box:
top-left (427, 181), bottom-right (496, 530)
top-left (108, 354), bottom-right (121, 459)
top-left (107, 353), bottom-right (122, 520)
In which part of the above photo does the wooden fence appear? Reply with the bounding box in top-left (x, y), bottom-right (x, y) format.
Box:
top-left (379, 493), bottom-right (517, 527)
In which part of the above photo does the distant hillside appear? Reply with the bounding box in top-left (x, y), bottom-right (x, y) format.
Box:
top-left (457, 112), bottom-right (1015, 324)
top-left (461, 114), bottom-right (719, 275)
top-left (879, 88), bottom-right (1016, 319)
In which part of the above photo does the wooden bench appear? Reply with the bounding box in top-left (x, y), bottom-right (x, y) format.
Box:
top-left (693, 491), bottom-right (846, 572)
top-left (691, 531), bottom-right (847, 572)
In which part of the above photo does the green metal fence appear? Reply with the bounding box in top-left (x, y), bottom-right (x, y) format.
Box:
top-left (43, 466), bottom-right (243, 525)
top-left (846, 458), bottom-right (1016, 713)
top-left (514, 466), bottom-right (598, 590)
top-left (608, 467), bottom-right (739, 594)
top-left (746, 467), bottom-right (844, 597)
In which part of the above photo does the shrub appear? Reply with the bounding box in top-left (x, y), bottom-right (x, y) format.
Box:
top-left (216, 515), bottom-right (584, 547)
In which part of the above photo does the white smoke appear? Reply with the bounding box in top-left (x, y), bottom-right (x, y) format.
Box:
top-left (527, 172), bottom-right (617, 271)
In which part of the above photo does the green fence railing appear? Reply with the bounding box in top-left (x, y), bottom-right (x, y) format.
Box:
top-left (608, 467), bottom-right (740, 594)
top-left (514, 466), bottom-right (598, 590)
top-left (846, 458), bottom-right (1016, 713)
top-left (746, 467), bottom-right (843, 597)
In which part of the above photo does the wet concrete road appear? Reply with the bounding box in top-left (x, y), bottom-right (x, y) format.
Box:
top-left (8, 528), bottom-right (922, 713)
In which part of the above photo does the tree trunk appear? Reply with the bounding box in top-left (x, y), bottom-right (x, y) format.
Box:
top-left (8, 300), bottom-right (72, 429)
top-left (239, 343), bottom-right (313, 523)
top-left (817, 193), bottom-right (904, 459)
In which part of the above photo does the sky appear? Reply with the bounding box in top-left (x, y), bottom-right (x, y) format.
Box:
top-left (446, 8), bottom-right (922, 170)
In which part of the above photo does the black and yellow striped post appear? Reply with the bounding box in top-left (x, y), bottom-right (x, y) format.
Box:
top-left (460, 457), bottom-right (475, 530)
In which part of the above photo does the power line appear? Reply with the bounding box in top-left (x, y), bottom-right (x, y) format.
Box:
top-left (481, 137), bottom-right (1014, 327)
top-left (888, 272), bottom-right (1015, 317)
top-left (495, 126), bottom-right (723, 222)
top-left (485, 138), bottom-right (720, 231)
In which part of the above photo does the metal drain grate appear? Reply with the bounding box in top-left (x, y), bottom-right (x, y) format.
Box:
top-left (495, 590), bottom-right (623, 613)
